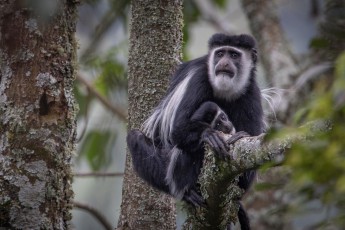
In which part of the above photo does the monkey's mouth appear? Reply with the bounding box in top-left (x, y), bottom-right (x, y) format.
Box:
top-left (215, 70), bottom-right (234, 78)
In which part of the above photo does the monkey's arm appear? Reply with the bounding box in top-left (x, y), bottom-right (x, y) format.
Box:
top-left (170, 88), bottom-right (229, 157)
top-left (201, 129), bottom-right (230, 159)
top-left (226, 131), bottom-right (250, 145)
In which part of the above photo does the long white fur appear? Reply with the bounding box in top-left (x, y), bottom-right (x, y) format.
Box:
top-left (142, 68), bottom-right (197, 147)
top-left (208, 46), bottom-right (253, 101)
top-left (261, 87), bottom-right (285, 130)
top-left (165, 146), bottom-right (186, 198)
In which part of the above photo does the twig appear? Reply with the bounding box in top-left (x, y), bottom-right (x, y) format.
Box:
top-left (294, 62), bottom-right (332, 91)
top-left (73, 201), bottom-right (113, 230)
top-left (192, 0), bottom-right (234, 33)
top-left (74, 172), bottom-right (123, 177)
top-left (76, 74), bottom-right (127, 121)
top-left (79, 0), bottom-right (130, 62)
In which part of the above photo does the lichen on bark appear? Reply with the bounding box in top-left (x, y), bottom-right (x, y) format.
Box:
top-left (0, 0), bottom-right (78, 228)
top-left (117, 0), bottom-right (183, 229)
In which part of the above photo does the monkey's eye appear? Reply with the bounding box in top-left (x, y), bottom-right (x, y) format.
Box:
top-left (220, 114), bottom-right (226, 120)
top-left (216, 51), bottom-right (224, 58)
top-left (230, 52), bottom-right (240, 59)
top-left (216, 122), bottom-right (221, 127)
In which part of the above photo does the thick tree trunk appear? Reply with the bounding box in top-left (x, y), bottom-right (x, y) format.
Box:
top-left (0, 1), bottom-right (78, 229)
top-left (117, 0), bottom-right (183, 229)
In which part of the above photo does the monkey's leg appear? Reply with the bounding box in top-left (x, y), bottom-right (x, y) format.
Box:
top-left (127, 129), bottom-right (170, 194)
top-left (183, 188), bottom-right (207, 208)
top-left (238, 202), bottom-right (251, 230)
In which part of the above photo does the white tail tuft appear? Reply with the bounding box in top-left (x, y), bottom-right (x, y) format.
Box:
top-left (261, 87), bottom-right (286, 129)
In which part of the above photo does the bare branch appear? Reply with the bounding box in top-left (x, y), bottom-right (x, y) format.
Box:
top-left (74, 172), bottom-right (123, 177)
top-left (293, 62), bottom-right (332, 91)
top-left (273, 62), bottom-right (332, 122)
top-left (192, 0), bottom-right (234, 33)
top-left (76, 74), bottom-right (127, 122)
top-left (241, 0), bottom-right (299, 87)
top-left (73, 201), bottom-right (113, 230)
top-left (79, 0), bottom-right (129, 63)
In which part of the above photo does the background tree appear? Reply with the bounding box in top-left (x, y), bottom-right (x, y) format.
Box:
top-left (13, 0), bottom-right (340, 229)
top-left (0, 0), bottom-right (78, 228)
top-left (116, 0), bottom-right (183, 229)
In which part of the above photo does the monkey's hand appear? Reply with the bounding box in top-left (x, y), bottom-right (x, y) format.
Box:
top-left (182, 188), bottom-right (207, 208)
top-left (201, 128), bottom-right (229, 159)
top-left (226, 131), bottom-right (250, 145)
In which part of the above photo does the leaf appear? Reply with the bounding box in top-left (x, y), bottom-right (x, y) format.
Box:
top-left (255, 182), bottom-right (282, 191)
top-left (78, 130), bottom-right (115, 170)
top-left (212, 0), bottom-right (227, 8)
top-left (309, 37), bottom-right (329, 49)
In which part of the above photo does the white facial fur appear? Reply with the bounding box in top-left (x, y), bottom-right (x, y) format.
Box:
top-left (208, 46), bottom-right (253, 101)
top-left (210, 109), bottom-right (222, 129)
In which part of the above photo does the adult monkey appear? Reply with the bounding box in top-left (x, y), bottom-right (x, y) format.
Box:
top-left (132, 34), bottom-right (264, 230)
top-left (128, 101), bottom-right (246, 206)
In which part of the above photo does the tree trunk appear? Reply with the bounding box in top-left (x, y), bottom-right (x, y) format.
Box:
top-left (241, 0), bottom-right (298, 88)
top-left (117, 0), bottom-right (183, 229)
top-left (0, 1), bottom-right (78, 229)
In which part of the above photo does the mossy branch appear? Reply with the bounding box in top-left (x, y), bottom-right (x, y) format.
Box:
top-left (182, 121), bottom-right (331, 230)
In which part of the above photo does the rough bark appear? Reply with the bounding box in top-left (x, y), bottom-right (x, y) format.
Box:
top-left (0, 0), bottom-right (78, 229)
top-left (182, 121), bottom-right (331, 229)
top-left (117, 0), bottom-right (183, 229)
top-left (319, 0), bottom-right (345, 60)
top-left (241, 0), bottom-right (298, 88)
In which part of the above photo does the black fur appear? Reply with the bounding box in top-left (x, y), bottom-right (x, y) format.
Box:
top-left (128, 34), bottom-right (264, 230)
top-left (128, 101), bottom-right (235, 207)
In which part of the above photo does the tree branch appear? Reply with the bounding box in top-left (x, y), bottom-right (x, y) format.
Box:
top-left (74, 172), bottom-right (123, 177)
top-left (73, 201), bottom-right (113, 230)
top-left (183, 121), bottom-right (331, 229)
top-left (274, 62), bottom-right (333, 122)
top-left (76, 74), bottom-right (127, 121)
top-left (241, 0), bottom-right (298, 88)
top-left (79, 0), bottom-right (129, 63)
top-left (191, 0), bottom-right (234, 33)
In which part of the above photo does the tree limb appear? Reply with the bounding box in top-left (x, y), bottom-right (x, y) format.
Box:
top-left (74, 172), bottom-right (123, 177)
top-left (191, 0), bottom-right (234, 33)
top-left (73, 201), bottom-right (113, 230)
top-left (183, 121), bottom-right (331, 229)
top-left (76, 74), bottom-right (127, 121)
top-left (241, 0), bottom-right (298, 88)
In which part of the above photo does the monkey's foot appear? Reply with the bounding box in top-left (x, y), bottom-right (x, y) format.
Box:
top-left (182, 189), bottom-right (206, 208)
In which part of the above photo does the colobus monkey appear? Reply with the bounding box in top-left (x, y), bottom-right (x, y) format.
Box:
top-left (127, 101), bottom-right (244, 206)
top-left (129, 34), bottom-right (264, 230)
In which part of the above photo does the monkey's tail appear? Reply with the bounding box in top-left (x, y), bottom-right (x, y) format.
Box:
top-left (238, 202), bottom-right (251, 230)
top-left (226, 202), bottom-right (251, 230)
top-left (261, 87), bottom-right (285, 130)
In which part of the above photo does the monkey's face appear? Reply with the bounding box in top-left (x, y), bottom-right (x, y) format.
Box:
top-left (211, 110), bottom-right (235, 134)
top-left (208, 46), bottom-right (253, 101)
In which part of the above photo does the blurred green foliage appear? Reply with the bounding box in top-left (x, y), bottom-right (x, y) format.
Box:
top-left (280, 52), bottom-right (345, 227)
top-left (78, 131), bottom-right (116, 170)
top-left (85, 47), bottom-right (128, 96)
top-left (74, 0), bottom-right (345, 227)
